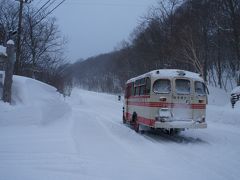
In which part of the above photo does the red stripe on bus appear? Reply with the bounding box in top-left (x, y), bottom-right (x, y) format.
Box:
top-left (128, 95), bottom-right (150, 99)
top-left (138, 116), bottom-right (155, 127)
top-left (127, 102), bottom-right (206, 109)
top-left (126, 113), bottom-right (155, 127)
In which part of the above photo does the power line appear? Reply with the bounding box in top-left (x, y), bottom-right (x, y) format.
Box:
top-left (43, 0), bottom-right (58, 13)
top-left (32, 0), bottom-right (51, 18)
top-left (33, 0), bottom-right (66, 26)
top-left (35, 0), bottom-right (44, 6)
top-left (65, 0), bottom-right (149, 8)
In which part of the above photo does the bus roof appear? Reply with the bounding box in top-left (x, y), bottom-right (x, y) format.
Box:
top-left (126, 69), bottom-right (204, 84)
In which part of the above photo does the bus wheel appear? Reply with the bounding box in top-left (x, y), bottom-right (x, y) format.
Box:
top-left (131, 112), bottom-right (139, 132)
top-left (131, 112), bottom-right (137, 125)
top-left (134, 122), bottom-right (139, 133)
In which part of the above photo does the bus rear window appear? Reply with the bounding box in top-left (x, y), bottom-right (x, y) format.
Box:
top-left (153, 79), bottom-right (171, 94)
top-left (195, 81), bottom-right (206, 95)
top-left (176, 79), bottom-right (190, 94)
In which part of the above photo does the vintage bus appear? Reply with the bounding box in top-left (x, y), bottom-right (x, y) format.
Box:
top-left (123, 69), bottom-right (208, 133)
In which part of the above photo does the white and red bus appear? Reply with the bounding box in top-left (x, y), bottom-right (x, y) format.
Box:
top-left (123, 69), bottom-right (208, 133)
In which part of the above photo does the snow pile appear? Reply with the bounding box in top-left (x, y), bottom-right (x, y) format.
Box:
top-left (207, 86), bottom-right (240, 126)
top-left (0, 75), bottom-right (71, 126)
top-left (7, 39), bottom-right (14, 45)
top-left (208, 86), bottom-right (230, 106)
top-left (0, 45), bottom-right (6, 56)
top-left (231, 86), bottom-right (240, 94)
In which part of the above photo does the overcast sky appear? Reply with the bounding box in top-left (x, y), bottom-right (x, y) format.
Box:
top-left (34, 0), bottom-right (157, 62)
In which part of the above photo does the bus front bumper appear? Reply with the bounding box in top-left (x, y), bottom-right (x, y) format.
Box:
top-left (154, 121), bottom-right (207, 129)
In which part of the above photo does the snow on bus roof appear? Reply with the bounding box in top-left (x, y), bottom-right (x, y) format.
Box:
top-left (127, 69), bottom-right (204, 83)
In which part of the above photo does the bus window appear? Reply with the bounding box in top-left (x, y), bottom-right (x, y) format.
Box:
top-left (153, 79), bottom-right (171, 94)
top-left (135, 86), bottom-right (140, 96)
top-left (145, 77), bottom-right (151, 95)
top-left (140, 85), bottom-right (145, 95)
top-left (195, 81), bottom-right (206, 95)
top-left (140, 78), bottom-right (145, 85)
top-left (176, 79), bottom-right (190, 94)
top-left (125, 84), bottom-right (131, 98)
top-left (131, 82), bottom-right (134, 96)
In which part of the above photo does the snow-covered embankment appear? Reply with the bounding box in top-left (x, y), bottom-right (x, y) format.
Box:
top-left (0, 76), bottom-right (71, 126)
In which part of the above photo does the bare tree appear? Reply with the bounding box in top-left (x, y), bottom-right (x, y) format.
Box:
top-left (22, 7), bottom-right (66, 78)
top-left (221, 0), bottom-right (240, 84)
top-left (179, 27), bottom-right (204, 76)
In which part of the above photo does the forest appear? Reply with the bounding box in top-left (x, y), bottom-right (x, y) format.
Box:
top-left (71, 0), bottom-right (240, 93)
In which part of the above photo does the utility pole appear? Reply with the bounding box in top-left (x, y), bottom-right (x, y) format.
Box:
top-left (15, 0), bottom-right (31, 75)
top-left (15, 0), bottom-right (24, 75)
top-left (2, 40), bottom-right (16, 103)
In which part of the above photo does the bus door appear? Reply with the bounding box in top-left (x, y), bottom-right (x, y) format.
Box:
top-left (172, 78), bottom-right (193, 121)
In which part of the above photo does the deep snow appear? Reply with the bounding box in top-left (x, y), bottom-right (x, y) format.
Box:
top-left (0, 76), bottom-right (240, 180)
top-left (0, 45), bottom-right (6, 56)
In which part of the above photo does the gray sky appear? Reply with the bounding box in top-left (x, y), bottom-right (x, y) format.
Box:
top-left (35, 0), bottom-right (157, 62)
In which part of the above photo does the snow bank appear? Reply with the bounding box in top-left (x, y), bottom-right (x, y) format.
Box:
top-left (0, 45), bottom-right (7, 56)
top-left (0, 75), bottom-right (71, 126)
top-left (208, 86), bottom-right (230, 106)
top-left (231, 86), bottom-right (240, 94)
top-left (207, 86), bottom-right (240, 126)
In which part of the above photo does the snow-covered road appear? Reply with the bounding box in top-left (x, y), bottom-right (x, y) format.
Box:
top-left (69, 89), bottom-right (240, 180)
top-left (0, 87), bottom-right (240, 180)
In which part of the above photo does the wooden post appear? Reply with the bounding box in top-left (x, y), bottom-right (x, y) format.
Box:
top-left (2, 40), bottom-right (16, 103)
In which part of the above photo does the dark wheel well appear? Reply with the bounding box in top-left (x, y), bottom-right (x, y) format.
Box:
top-left (132, 112), bottom-right (137, 122)
top-left (132, 112), bottom-right (139, 132)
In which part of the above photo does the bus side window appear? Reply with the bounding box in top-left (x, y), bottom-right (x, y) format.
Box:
top-left (124, 86), bottom-right (128, 98)
top-left (135, 86), bottom-right (140, 96)
top-left (140, 85), bottom-right (145, 95)
top-left (125, 84), bottom-right (131, 98)
top-left (145, 77), bottom-right (151, 95)
top-left (131, 82), bottom-right (134, 96)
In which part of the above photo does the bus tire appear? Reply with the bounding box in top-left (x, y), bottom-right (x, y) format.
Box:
top-left (132, 112), bottom-right (139, 132)
top-left (134, 122), bottom-right (139, 133)
top-left (131, 112), bottom-right (137, 125)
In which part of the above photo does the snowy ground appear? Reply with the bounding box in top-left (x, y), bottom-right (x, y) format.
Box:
top-left (0, 76), bottom-right (240, 180)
